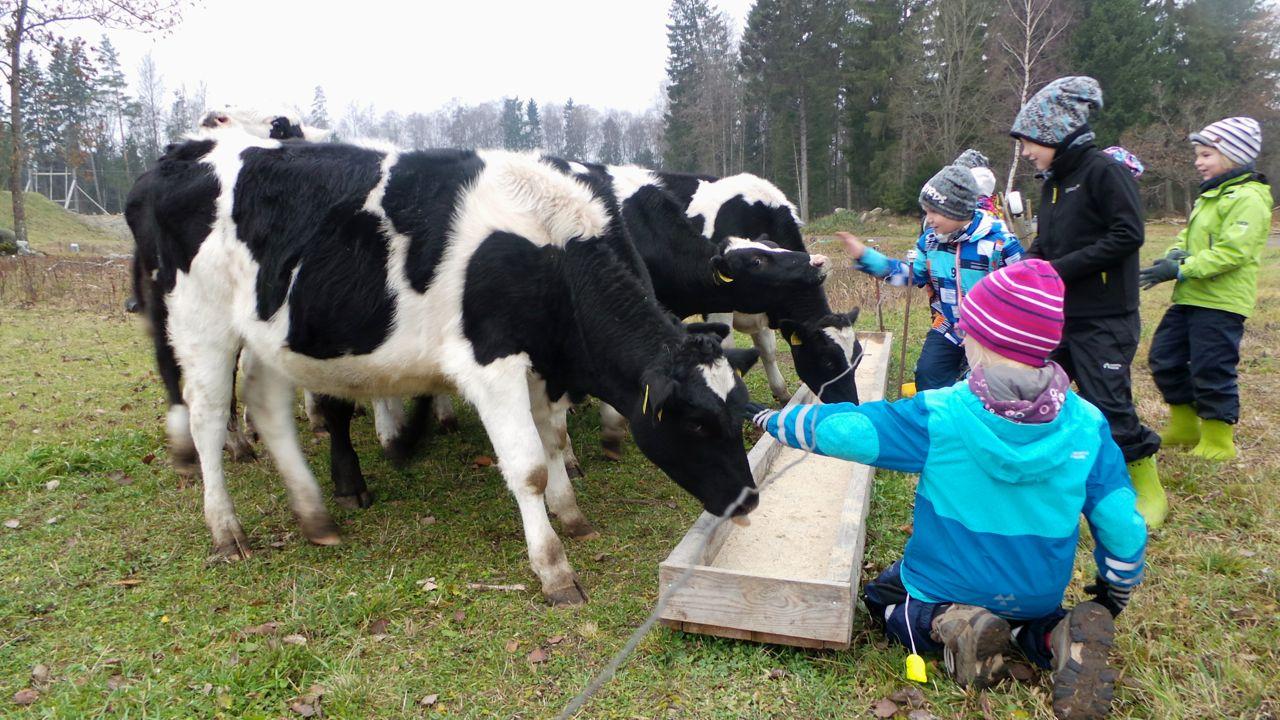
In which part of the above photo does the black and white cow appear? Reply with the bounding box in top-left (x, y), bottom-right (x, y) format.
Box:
top-left (125, 131), bottom-right (760, 605)
top-left (199, 108), bottom-right (330, 142)
top-left (656, 170), bottom-right (860, 405)
top-left (550, 160), bottom-right (859, 461)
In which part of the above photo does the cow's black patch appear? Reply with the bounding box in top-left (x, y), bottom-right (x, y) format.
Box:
top-left (230, 142), bottom-right (393, 358)
top-left (382, 149), bottom-right (486, 293)
top-left (711, 197), bottom-right (804, 251)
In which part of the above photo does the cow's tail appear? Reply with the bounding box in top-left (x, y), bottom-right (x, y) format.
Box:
top-left (493, 154), bottom-right (611, 245)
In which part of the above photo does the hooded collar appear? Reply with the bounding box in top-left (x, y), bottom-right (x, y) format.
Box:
top-left (1045, 126), bottom-right (1097, 181)
top-left (1199, 165), bottom-right (1257, 195)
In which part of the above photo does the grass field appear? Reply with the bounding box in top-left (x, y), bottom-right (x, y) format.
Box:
top-left (1, 192), bottom-right (132, 256)
top-left (1, 215), bottom-right (1277, 719)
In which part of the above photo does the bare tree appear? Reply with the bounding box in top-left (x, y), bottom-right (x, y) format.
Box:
top-left (134, 52), bottom-right (165, 162)
top-left (2, 0), bottom-right (183, 245)
top-left (996, 0), bottom-right (1069, 194)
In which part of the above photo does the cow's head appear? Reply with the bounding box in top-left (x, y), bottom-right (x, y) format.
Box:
top-left (199, 108), bottom-right (330, 142)
top-left (629, 333), bottom-right (760, 517)
top-left (709, 236), bottom-right (828, 293)
top-left (778, 308), bottom-right (862, 404)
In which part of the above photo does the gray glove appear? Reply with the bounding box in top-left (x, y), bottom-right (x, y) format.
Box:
top-left (1165, 247), bottom-right (1189, 263)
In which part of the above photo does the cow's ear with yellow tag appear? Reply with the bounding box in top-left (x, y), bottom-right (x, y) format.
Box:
top-left (778, 319), bottom-right (805, 347)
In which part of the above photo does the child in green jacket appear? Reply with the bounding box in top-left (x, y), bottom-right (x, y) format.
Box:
top-left (1141, 117), bottom-right (1273, 462)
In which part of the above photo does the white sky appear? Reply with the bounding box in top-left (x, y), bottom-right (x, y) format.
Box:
top-left (76, 0), bottom-right (755, 117)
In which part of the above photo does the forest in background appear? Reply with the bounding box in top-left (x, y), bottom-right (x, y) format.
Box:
top-left (3, 0), bottom-right (1278, 223)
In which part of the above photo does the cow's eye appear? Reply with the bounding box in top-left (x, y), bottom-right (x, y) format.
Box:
top-left (750, 257), bottom-right (764, 267)
top-left (683, 420), bottom-right (711, 437)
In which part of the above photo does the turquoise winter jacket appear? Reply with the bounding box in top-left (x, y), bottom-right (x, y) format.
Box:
top-left (760, 383), bottom-right (1147, 619)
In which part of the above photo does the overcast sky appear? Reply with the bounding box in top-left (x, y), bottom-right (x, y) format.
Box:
top-left (80, 0), bottom-right (755, 118)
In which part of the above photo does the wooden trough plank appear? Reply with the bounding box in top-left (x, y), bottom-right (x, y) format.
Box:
top-left (658, 331), bottom-right (892, 649)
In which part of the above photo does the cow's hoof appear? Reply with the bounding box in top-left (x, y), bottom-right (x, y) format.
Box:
top-left (298, 514), bottom-right (342, 546)
top-left (335, 491), bottom-right (373, 510)
top-left (600, 440), bottom-right (623, 462)
top-left (171, 457), bottom-right (199, 478)
top-left (210, 527), bottom-right (252, 562)
top-left (562, 519), bottom-right (600, 540)
top-left (565, 460), bottom-right (585, 479)
top-left (225, 433), bottom-right (257, 462)
top-left (545, 578), bottom-right (588, 607)
top-left (383, 439), bottom-right (414, 467)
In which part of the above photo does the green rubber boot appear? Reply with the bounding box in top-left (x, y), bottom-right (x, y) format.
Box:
top-left (1159, 404), bottom-right (1200, 447)
top-left (1126, 456), bottom-right (1167, 529)
top-left (1191, 420), bottom-right (1237, 461)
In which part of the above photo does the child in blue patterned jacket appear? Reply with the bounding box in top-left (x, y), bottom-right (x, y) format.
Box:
top-left (838, 165), bottom-right (1024, 391)
top-left (746, 259), bottom-right (1146, 720)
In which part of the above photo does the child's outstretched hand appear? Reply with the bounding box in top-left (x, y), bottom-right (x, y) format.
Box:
top-left (835, 231), bottom-right (867, 260)
top-left (741, 402), bottom-right (777, 430)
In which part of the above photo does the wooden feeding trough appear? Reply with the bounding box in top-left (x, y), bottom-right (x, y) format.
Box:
top-left (658, 331), bottom-right (892, 649)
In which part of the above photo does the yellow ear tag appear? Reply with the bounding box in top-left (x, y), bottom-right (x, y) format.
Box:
top-left (715, 270), bottom-right (735, 284)
top-left (642, 385), bottom-right (650, 415)
top-left (905, 653), bottom-right (928, 683)
top-left (788, 332), bottom-right (802, 346)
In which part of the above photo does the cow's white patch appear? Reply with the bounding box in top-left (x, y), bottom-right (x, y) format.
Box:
top-left (196, 106), bottom-right (330, 142)
top-left (686, 173), bottom-right (802, 239)
top-left (605, 164), bottom-right (661, 203)
top-left (722, 236), bottom-right (793, 255)
top-left (568, 161), bottom-right (591, 176)
top-left (698, 357), bottom-right (737, 401)
top-left (822, 326), bottom-right (858, 363)
top-left (166, 403), bottom-right (192, 449)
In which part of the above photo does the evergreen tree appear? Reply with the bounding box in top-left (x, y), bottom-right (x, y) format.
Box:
top-left (562, 98), bottom-right (585, 159)
top-left (521, 99), bottom-right (542, 150)
top-left (1067, 0), bottom-right (1164, 143)
top-left (500, 96), bottom-right (524, 150)
top-left (308, 86), bottom-right (330, 129)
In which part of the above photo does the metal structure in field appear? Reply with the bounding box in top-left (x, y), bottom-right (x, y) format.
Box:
top-left (659, 331), bottom-right (891, 649)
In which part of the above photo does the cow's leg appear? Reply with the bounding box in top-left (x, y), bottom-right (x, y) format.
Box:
top-left (315, 393), bottom-right (372, 510)
top-left (224, 354), bottom-right (258, 461)
top-left (749, 325), bottom-right (790, 403)
top-left (459, 359), bottom-right (584, 606)
top-left (562, 435), bottom-right (585, 479)
top-left (372, 397), bottom-right (406, 449)
top-left (175, 338), bottom-right (249, 560)
top-left (239, 354), bottom-right (340, 546)
top-left (598, 402), bottom-right (628, 461)
top-left (531, 383), bottom-right (597, 540)
top-left (434, 393), bottom-right (459, 433)
top-left (302, 390), bottom-right (326, 433)
top-left (384, 395), bottom-right (435, 466)
top-left (148, 295), bottom-right (197, 477)
top-left (706, 312), bottom-right (736, 350)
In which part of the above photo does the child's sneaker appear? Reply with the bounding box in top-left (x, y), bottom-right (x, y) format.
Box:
top-left (1049, 602), bottom-right (1117, 719)
top-left (930, 604), bottom-right (1011, 688)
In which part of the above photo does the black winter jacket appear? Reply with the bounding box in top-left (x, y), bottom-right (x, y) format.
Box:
top-left (1027, 137), bottom-right (1145, 318)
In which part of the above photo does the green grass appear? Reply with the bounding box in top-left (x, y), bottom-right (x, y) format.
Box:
top-left (1, 191), bottom-right (130, 256)
top-left (2, 222), bottom-right (1278, 718)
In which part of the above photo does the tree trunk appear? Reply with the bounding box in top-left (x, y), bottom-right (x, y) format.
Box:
top-left (8, 0), bottom-right (29, 245)
top-left (797, 95), bottom-right (810, 222)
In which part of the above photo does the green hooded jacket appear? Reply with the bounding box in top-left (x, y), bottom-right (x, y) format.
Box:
top-left (1168, 172), bottom-right (1273, 317)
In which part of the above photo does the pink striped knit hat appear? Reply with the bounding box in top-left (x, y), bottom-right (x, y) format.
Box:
top-left (956, 259), bottom-right (1065, 367)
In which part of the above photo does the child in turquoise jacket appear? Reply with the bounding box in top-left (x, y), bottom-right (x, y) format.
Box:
top-left (747, 260), bottom-right (1146, 720)
top-left (839, 165), bottom-right (1023, 390)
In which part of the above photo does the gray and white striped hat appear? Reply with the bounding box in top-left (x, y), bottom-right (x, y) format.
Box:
top-left (1189, 117), bottom-right (1263, 167)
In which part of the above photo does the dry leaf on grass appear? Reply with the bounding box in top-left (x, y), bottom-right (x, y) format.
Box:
top-left (504, 639), bottom-right (519, 653)
top-left (281, 634), bottom-right (307, 646)
top-left (871, 698), bottom-right (899, 718)
top-left (30, 664), bottom-right (50, 688)
top-left (767, 668), bottom-right (788, 680)
top-left (141, 453), bottom-right (156, 465)
top-left (111, 578), bottom-right (143, 588)
top-left (419, 694), bottom-right (439, 707)
top-left (367, 618), bottom-right (390, 636)
top-left (108, 470), bottom-right (133, 486)
top-left (107, 674), bottom-right (127, 691)
top-left (4, 519), bottom-right (20, 529)
top-left (465, 582), bottom-right (526, 592)
top-left (13, 689), bottom-right (38, 706)
top-left (289, 701), bottom-right (317, 717)
top-left (547, 635), bottom-right (564, 645)
top-left (416, 577), bottom-right (438, 592)
top-left (907, 711), bottom-right (940, 720)
top-left (890, 686), bottom-right (925, 709)
top-left (453, 610), bottom-right (465, 623)
top-left (472, 455), bottom-right (494, 468)
top-left (527, 648), bottom-right (549, 664)
top-left (45, 480), bottom-right (60, 491)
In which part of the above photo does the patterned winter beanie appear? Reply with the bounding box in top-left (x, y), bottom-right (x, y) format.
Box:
top-left (953, 149), bottom-right (991, 169)
top-left (1189, 117), bottom-right (1263, 167)
top-left (1010, 76), bottom-right (1104, 148)
top-left (919, 165), bottom-right (980, 221)
top-left (956, 259), bottom-right (1065, 368)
